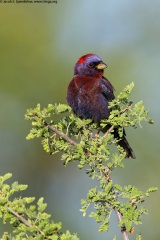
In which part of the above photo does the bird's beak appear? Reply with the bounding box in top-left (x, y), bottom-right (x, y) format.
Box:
top-left (96, 62), bottom-right (108, 70)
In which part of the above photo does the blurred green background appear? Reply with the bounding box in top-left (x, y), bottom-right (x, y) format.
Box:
top-left (0, 1), bottom-right (160, 239)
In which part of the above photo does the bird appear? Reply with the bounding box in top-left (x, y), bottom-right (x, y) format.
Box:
top-left (66, 53), bottom-right (135, 159)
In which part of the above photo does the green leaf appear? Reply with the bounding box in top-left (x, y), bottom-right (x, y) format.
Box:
top-left (56, 104), bottom-right (71, 113)
top-left (136, 234), bottom-right (142, 240)
top-left (98, 219), bottom-right (109, 232)
top-left (114, 184), bottom-right (122, 191)
top-left (37, 197), bottom-right (47, 212)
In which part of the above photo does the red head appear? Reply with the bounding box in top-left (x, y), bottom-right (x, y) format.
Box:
top-left (74, 53), bottom-right (107, 77)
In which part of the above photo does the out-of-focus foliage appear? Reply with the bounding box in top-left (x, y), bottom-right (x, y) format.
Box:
top-left (0, 173), bottom-right (79, 240)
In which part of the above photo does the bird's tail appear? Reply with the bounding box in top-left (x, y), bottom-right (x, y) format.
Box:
top-left (113, 128), bottom-right (136, 159)
top-left (117, 135), bottom-right (136, 159)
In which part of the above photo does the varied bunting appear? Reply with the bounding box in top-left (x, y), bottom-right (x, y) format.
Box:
top-left (67, 54), bottom-right (135, 159)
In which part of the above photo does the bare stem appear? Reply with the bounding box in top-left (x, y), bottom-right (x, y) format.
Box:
top-left (103, 125), bottom-right (114, 139)
top-left (114, 208), bottom-right (130, 240)
top-left (45, 122), bottom-right (77, 146)
top-left (6, 206), bottom-right (48, 238)
top-left (103, 167), bottom-right (130, 240)
top-left (6, 206), bottom-right (32, 227)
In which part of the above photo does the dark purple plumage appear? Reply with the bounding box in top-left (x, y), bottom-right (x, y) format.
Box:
top-left (67, 54), bottom-right (135, 159)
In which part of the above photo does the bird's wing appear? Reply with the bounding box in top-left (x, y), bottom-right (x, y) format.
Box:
top-left (100, 76), bottom-right (115, 101)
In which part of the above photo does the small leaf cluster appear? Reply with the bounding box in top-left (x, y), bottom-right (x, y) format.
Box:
top-left (24, 83), bottom-right (157, 238)
top-left (80, 179), bottom-right (157, 233)
top-left (0, 173), bottom-right (79, 240)
top-left (101, 82), bottom-right (153, 130)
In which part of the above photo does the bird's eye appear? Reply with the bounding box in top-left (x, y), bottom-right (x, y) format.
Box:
top-left (88, 62), bottom-right (94, 68)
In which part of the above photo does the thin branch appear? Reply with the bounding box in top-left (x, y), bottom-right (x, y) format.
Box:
top-left (103, 167), bottom-right (130, 240)
top-left (6, 206), bottom-right (32, 227)
top-left (114, 208), bottom-right (130, 240)
top-left (6, 206), bottom-right (48, 238)
top-left (103, 125), bottom-right (114, 139)
top-left (45, 122), bottom-right (77, 146)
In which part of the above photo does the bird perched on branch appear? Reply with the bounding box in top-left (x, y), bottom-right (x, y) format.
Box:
top-left (67, 53), bottom-right (135, 159)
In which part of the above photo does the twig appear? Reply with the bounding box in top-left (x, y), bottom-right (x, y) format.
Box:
top-left (6, 206), bottom-right (32, 227)
top-left (114, 208), bottom-right (129, 240)
top-left (103, 167), bottom-right (130, 240)
top-left (45, 122), bottom-right (77, 146)
top-left (6, 206), bottom-right (48, 238)
top-left (103, 125), bottom-right (114, 139)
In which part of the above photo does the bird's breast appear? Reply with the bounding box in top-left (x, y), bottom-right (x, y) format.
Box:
top-left (67, 76), bottom-right (111, 122)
